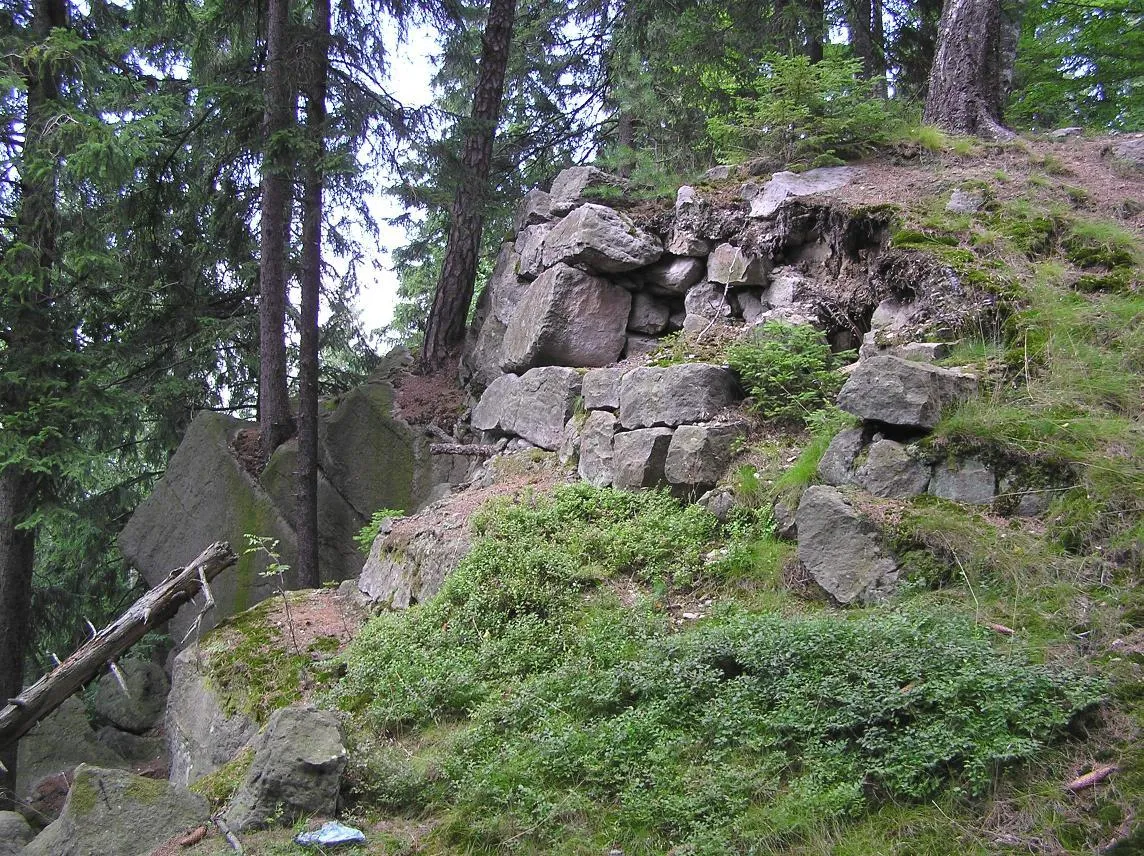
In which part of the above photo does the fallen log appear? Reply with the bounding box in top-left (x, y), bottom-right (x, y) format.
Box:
top-left (0, 541), bottom-right (237, 753)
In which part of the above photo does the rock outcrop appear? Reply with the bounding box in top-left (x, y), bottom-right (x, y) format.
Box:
top-left (837, 356), bottom-right (978, 429)
top-left (0, 812), bottom-right (33, 856)
top-left (23, 765), bottom-right (208, 856)
top-left (93, 660), bottom-right (169, 735)
top-left (223, 706), bottom-right (347, 832)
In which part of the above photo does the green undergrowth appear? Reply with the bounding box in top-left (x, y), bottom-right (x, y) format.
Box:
top-left (327, 485), bottom-right (1109, 854)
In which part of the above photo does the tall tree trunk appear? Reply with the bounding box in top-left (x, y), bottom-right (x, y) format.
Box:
top-left (0, 472), bottom-right (35, 807)
top-left (923, 0), bottom-right (1015, 139)
top-left (807, 0), bottom-right (825, 63)
top-left (297, 0), bottom-right (330, 589)
top-left (871, 0), bottom-right (888, 97)
top-left (419, 0), bottom-right (517, 374)
top-left (258, 0), bottom-right (295, 458)
top-left (848, 0), bottom-right (874, 78)
top-left (0, 0), bottom-right (66, 808)
top-left (998, 0), bottom-right (1026, 102)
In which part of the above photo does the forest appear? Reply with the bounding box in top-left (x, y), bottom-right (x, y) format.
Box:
top-left (0, 0), bottom-right (1142, 849)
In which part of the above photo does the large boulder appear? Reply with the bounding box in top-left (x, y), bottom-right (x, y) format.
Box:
top-left (512, 188), bottom-right (552, 231)
top-left (618, 364), bottom-right (739, 429)
top-left (684, 282), bottom-right (735, 320)
top-left (582, 367), bottom-right (625, 411)
top-left (463, 243), bottom-right (530, 390)
top-left (358, 499), bottom-right (473, 607)
top-left (664, 422), bottom-right (743, 491)
top-left (796, 486), bottom-right (899, 605)
top-left (118, 412), bottom-right (298, 641)
top-left (16, 696), bottom-right (128, 811)
top-left (541, 204), bottom-right (663, 274)
top-left (929, 457), bottom-right (996, 504)
top-left (223, 706), bottom-right (347, 832)
top-left (837, 355), bottom-right (977, 430)
top-left (638, 255), bottom-right (706, 295)
top-left (627, 292), bottom-right (672, 335)
top-left (706, 243), bottom-right (769, 286)
top-left (750, 167), bottom-right (860, 218)
top-left (666, 187), bottom-right (713, 257)
top-left (852, 439), bottom-right (930, 499)
top-left (0, 811), bottom-right (33, 856)
top-left (515, 223), bottom-right (552, 279)
top-left (167, 642), bottom-right (258, 787)
top-left (472, 367), bottom-right (582, 450)
top-left (23, 765), bottom-right (208, 856)
top-left (817, 427), bottom-right (866, 486)
top-left (499, 263), bottom-right (631, 371)
top-left (548, 166), bottom-right (631, 216)
top-left (93, 660), bottom-right (169, 735)
top-left (612, 428), bottom-right (674, 489)
top-left (577, 411), bottom-right (618, 488)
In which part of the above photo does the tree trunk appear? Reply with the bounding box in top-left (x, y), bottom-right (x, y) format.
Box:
top-left (0, 0), bottom-right (66, 809)
top-left (848, 0), bottom-right (874, 78)
top-left (871, 0), bottom-right (888, 98)
top-left (923, 0), bottom-right (1015, 140)
top-left (258, 0), bottom-right (295, 458)
top-left (998, 0), bottom-right (1026, 101)
top-left (419, 0), bottom-right (517, 374)
top-left (806, 0), bottom-right (824, 63)
top-left (0, 471), bottom-right (35, 806)
top-left (297, 0), bottom-right (330, 589)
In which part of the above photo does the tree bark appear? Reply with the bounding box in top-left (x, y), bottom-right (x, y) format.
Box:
top-left (923, 0), bottom-right (1016, 140)
top-left (258, 0), bottom-right (295, 458)
top-left (0, 542), bottom-right (237, 754)
top-left (806, 0), bottom-right (824, 63)
top-left (297, 0), bottom-right (330, 589)
top-left (0, 0), bottom-right (66, 808)
top-left (0, 471), bottom-right (35, 805)
top-left (419, 0), bottom-right (517, 374)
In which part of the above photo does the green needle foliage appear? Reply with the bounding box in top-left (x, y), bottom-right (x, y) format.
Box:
top-left (331, 486), bottom-right (1101, 854)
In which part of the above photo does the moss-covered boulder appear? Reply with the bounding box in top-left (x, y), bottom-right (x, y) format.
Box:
top-left (23, 765), bottom-right (207, 856)
top-left (118, 411), bottom-right (297, 641)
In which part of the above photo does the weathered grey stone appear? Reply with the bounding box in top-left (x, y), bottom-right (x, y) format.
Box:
top-left (462, 243), bottom-right (530, 390)
top-left (750, 305), bottom-right (817, 328)
top-left (701, 165), bottom-right (732, 181)
top-left (639, 255), bottom-right (706, 295)
top-left (514, 223), bottom-right (553, 279)
top-left (1111, 136), bottom-right (1144, 170)
top-left (618, 364), bottom-right (739, 429)
top-left (870, 297), bottom-right (919, 331)
top-left (167, 642), bottom-right (258, 787)
top-left (512, 188), bottom-right (552, 232)
top-left (223, 706), bottom-right (346, 832)
top-left (706, 243), bottom-right (768, 286)
top-left (358, 498), bottom-right (472, 607)
top-left (929, 458), bottom-right (996, 504)
top-left (261, 439), bottom-right (367, 588)
top-left (500, 263), bottom-right (631, 371)
top-left (582, 367), bottom-right (625, 411)
top-left (23, 765), bottom-right (208, 856)
top-left (0, 811), bottom-right (33, 855)
top-left (1049, 126), bottom-right (1084, 140)
top-left (16, 696), bottom-right (128, 808)
top-left (667, 186), bottom-right (712, 257)
top-left (796, 486), bottom-right (899, 605)
top-left (737, 290), bottom-right (765, 324)
top-left (95, 727), bottom-right (165, 765)
top-left (946, 188), bottom-right (985, 213)
top-left (559, 416), bottom-right (582, 467)
top-left (578, 411), bottom-right (618, 487)
top-left (772, 497), bottom-right (798, 540)
top-left (684, 282), bottom-right (734, 319)
top-left (750, 167), bottom-right (859, 218)
top-left (628, 292), bottom-right (671, 334)
top-left (541, 204), bottom-right (663, 273)
top-left (470, 367), bottom-right (582, 450)
top-left (837, 356), bottom-right (977, 430)
top-left (464, 313), bottom-right (510, 393)
top-left (119, 412), bottom-right (298, 641)
top-left (762, 266), bottom-right (814, 307)
top-left (816, 427), bottom-right (866, 486)
top-left (859, 332), bottom-right (952, 363)
top-left (93, 660), bottom-right (169, 735)
top-left (853, 439), bottom-right (930, 498)
top-left (624, 334), bottom-right (661, 359)
top-left (548, 166), bottom-right (631, 216)
top-left (664, 423), bottom-right (743, 490)
top-left (612, 428), bottom-right (674, 489)
top-left (698, 487), bottom-right (737, 522)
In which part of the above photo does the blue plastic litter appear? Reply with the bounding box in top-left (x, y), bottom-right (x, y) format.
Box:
top-left (294, 821), bottom-right (367, 848)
